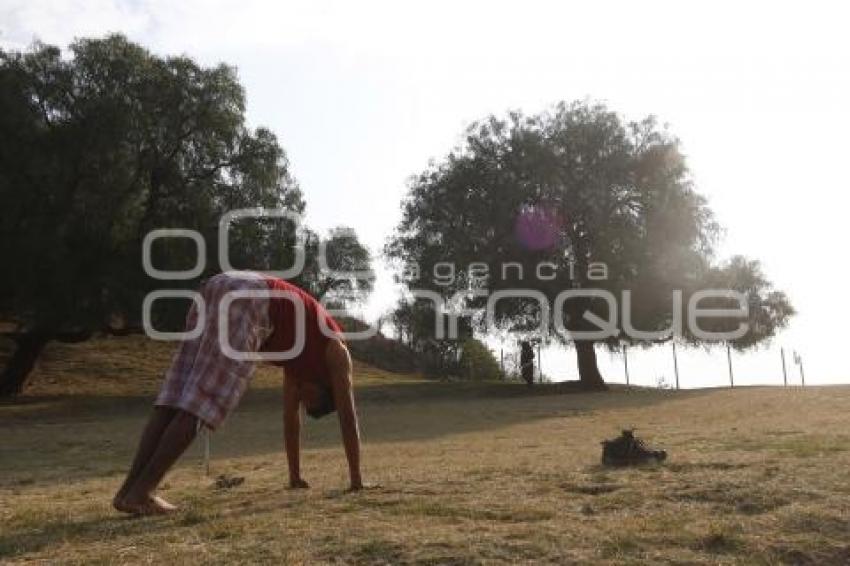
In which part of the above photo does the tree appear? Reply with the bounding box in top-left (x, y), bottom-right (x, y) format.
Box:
top-left (388, 297), bottom-right (463, 377)
top-left (0, 35), bottom-right (306, 396)
top-left (387, 101), bottom-right (793, 389)
top-left (682, 255), bottom-right (793, 350)
top-left (300, 226), bottom-right (375, 303)
top-left (458, 338), bottom-right (503, 381)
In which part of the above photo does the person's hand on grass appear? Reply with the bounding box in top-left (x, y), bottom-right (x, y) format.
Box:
top-left (289, 477), bottom-right (309, 489)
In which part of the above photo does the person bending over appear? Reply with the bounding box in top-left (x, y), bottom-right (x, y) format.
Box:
top-left (113, 271), bottom-right (363, 515)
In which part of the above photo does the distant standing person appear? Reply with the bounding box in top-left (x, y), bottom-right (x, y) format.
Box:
top-left (520, 341), bottom-right (534, 386)
top-left (113, 271), bottom-right (364, 515)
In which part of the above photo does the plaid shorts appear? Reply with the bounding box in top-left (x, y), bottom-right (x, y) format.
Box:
top-left (155, 271), bottom-right (273, 429)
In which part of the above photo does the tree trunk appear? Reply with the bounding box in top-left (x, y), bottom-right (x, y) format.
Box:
top-left (0, 332), bottom-right (51, 397)
top-left (575, 340), bottom-right (607, 390)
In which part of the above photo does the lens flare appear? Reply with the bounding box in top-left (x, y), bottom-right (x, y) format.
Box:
top-left (514, 206), bottom-right (563, 251)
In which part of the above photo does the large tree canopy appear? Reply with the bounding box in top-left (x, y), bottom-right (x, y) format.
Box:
top-left (301, 226), bottom-right (375, 303)
top-left (0, 35), bottom-right (372, 396)
top-left (388, 101), bottom-right (794, 388)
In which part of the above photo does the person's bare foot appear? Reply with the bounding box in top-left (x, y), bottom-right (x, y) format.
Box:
top-left (150, 494), bottom-right (178, 513)
top-left (115, 493), bottom-right (178, 516)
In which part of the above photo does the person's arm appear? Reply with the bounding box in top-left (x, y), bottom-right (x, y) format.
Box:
top-left (328, 346), bottom-right (362, 490)
top-left (283, 372), bottom-right (308, 488)
top-left (333, 375), bottom-right (362, 489)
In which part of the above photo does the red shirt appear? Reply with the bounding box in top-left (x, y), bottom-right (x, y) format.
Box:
top-left (259, 276), bottom-right (342, 383)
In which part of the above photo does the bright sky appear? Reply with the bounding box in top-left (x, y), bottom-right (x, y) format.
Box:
top-left (3, 0), bottom-right (848, 385)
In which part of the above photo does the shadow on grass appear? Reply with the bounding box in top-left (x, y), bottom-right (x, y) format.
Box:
top-left (0, 482), bottom-right (322, 560)
top-left (0, 511), bottom-right (179, 560)
top-left (2, 379), bottom-right (710, 426)
top-left (0, 380), bottom-right (713, 489)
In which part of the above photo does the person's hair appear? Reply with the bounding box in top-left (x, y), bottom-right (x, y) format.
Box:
top-left (305, 384), bottom-right (336, 419)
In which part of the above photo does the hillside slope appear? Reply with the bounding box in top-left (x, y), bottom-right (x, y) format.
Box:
top-left (2, 336), bottom-right (849, 564)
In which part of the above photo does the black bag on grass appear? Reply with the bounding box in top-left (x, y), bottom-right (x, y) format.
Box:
top-left (601, 429), bottom-right (667, 466)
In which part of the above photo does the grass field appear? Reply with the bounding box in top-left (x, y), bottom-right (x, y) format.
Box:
top-left (1, 336), bottom-right (849, 564)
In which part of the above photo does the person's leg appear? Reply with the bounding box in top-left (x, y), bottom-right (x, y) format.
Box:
top-left (116, 275), bottom-right (267, 514)
top-left (113, 406), bottom-right (177, 508)
top-left (115, 293), bottom-right (203, 513)
top-left (120, 408), bottom-right (199, 514)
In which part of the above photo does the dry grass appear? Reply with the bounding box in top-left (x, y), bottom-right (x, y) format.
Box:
top-left (1, 336), bottom-right (849, 564)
